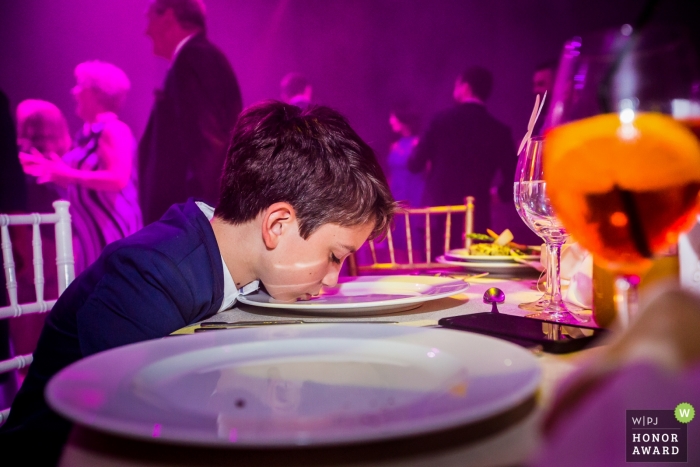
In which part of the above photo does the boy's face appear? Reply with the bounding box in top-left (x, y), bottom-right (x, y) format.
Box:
top-left (259, 220), bottom-right (374, 303)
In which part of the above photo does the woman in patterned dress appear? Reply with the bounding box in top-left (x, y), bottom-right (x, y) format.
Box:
top-left (19, 61), bottom-right (142, 274)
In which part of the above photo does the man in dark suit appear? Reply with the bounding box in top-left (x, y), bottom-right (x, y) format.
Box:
top-left (409, 66), bottom-right (516, 239)
top-left (139, 0), bottom-right (243, 225)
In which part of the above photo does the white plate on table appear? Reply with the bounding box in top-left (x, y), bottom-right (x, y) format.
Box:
top-left (237, 275), bottom-right (470, 316)
top-left (444, 248), bottom-right (540, 263)
top-left (47, 324), bottom-right (541, 447)
top-left (437, 256), bottom-right (540, 275)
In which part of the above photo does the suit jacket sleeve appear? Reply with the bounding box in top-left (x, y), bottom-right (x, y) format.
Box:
top-left (76, 247), bottom-right (195, 356)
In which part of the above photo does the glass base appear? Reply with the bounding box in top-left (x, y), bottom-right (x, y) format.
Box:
top-left (519, 297), bottom-right (587, 314)
top-left (525, 310), bottom-right (585, 324)
top-left (525, 298), bottom-right (590, 323)
top-left (518, 293), bottom-right (551, 312)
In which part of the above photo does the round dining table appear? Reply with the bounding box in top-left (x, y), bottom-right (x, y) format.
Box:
top-left (57, 274), bottom-right (597, 467)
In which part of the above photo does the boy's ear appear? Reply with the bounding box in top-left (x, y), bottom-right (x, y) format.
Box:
top-left (261, 202), bottom-right (297, 249)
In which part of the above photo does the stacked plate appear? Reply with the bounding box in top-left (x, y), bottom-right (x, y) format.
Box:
top-left (436, 248), bottom-right (541, 275)
top-left (238, 275), bottom-right (471, 316)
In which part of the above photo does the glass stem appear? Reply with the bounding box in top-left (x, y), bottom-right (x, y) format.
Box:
top-left (614, 275), bottom-right (640, 328)
top-left (544, 254), bottom-right (553, 299)
top-left (546, 240), bottom-right (564, 309)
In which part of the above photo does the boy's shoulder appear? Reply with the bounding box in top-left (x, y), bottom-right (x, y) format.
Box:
top-left (100, 200), bottom-right (218, 270)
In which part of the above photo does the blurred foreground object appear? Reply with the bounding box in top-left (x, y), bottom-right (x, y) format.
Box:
top-left (531, 286), bottom-right (700, 466)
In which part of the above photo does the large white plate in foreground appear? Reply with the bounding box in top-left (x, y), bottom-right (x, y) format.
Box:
top-left (237, 275), bottom-right (470, 316)
top-left (47, 324), bottom-right (541, 447)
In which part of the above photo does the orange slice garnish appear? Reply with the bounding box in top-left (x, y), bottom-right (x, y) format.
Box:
top-left (544, 112), bottom-right (700, 194)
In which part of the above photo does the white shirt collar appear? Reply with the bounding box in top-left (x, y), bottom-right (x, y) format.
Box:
top-left (173, 33), bottom-right (196, 61)
top-left (196, 201), bottom-right (259, 312)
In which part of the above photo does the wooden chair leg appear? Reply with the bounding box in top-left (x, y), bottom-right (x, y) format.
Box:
top-left (348, 253), bottom-right (358, 277)
top-left (465, 196), bottom-right (475, 251)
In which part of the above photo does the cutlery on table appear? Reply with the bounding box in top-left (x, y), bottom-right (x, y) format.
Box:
top-left (194, 320), bottom-right (399, 332)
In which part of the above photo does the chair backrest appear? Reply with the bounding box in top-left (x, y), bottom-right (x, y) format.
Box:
top-left (348, 196), bottom-right (474, 275)
top-left (0, 200), bottom-right (74, 424)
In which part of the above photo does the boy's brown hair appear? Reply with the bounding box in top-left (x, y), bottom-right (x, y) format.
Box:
top-left (216, 101), bottom-right (396, 239)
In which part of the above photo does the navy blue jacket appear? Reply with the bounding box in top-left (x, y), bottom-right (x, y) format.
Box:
top-left (0, 199), bottom-right (224, 462)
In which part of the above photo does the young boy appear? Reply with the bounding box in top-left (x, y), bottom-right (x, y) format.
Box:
top-left (0, 101), bottom-right (396, 461)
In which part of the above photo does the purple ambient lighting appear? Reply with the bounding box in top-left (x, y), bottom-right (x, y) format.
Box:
top-left (152, 423), bottom-right (162, 438)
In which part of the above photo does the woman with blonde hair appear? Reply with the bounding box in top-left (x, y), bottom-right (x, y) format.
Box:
top-left (20, 61), bottom-right (142, 273)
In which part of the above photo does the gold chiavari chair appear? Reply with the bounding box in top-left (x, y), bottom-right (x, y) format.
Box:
top-left (349, 196), bottom-right (475, 275)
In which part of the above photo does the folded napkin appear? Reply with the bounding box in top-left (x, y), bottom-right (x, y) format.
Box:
top-left (540, 242), bottom-right (593, 308)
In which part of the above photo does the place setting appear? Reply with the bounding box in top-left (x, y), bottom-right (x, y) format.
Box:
top-left (45, 271), bottom-right (551, 461)
top-left (436, 229), bottom-right (543, 276)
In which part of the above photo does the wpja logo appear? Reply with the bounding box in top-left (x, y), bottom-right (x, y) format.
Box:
top-left (626, 403), bottom-right (694, 463)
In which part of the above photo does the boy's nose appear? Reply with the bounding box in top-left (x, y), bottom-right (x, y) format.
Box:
top-left (322, 268), bottom-right (340, 288)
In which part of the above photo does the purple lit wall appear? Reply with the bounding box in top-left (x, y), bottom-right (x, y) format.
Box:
top-left (1, 0), bottom-right (697, 165)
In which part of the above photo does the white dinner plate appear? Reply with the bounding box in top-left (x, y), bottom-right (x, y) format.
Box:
top-left (237, 276), bottom-right (470, 316)
top-left (437, 256), bottom-right (540, 275)
top-left (47, 324), bottom-right (541, 447)
top-left (444, 248), bottom-right (540, 263)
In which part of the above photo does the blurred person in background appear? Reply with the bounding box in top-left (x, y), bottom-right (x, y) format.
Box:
top-left (387, 105), bottom-right (424, 208)
top-left (16, 99), bottom-right (71, 212)
top-left (281, 72), bottom-right (312, 110)
top-left (0, 89), bottom-right (27, 413)
top-left (409, 66), bottom-right (516, 246)
top-left (531, 59), bottom-right (557, 136)
top-left (20, 61), bottom-right (142, 274)
top-left (12, 100), bottom-right (72, 366)
top-left (383, 105), bottom-right (426, 262)
top-left (139, 0), bottom-right (243, 224)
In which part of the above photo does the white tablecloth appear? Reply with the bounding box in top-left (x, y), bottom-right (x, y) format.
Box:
top-left (59, 276), bottom-right (590, 467)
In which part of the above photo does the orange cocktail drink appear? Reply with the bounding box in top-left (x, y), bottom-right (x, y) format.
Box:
top-left (544, 112), bottom-right (700, 277)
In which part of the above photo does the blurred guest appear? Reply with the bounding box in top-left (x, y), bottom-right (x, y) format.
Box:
top-left (0, 90), bottom-right (27, 215)
top-left (139, 0), bottom-right (243, 224)
top-left (409, 66), bottom-right (516, 238)
top-left (13, 100), bottom-right (70, 363)
top-left (16, 99), bottom-right (71, 212)
top-left (387, 106), bottom-right (424, 207)
top-left (20, 61), bottom-right (142, 274)
top-left (532, 59), bottom-right (557, 136)
top-left (281, 72), bottom-right (312, 110)
top-left (0, 89), bottom-right (27, 410)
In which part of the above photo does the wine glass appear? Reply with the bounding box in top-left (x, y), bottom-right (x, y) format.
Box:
top-left (515, 136), bottom-right (586, 323)
top-left (543, 25), bottom-right (700, 327)
top-left (514, 138), bottom-right (551, 311)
